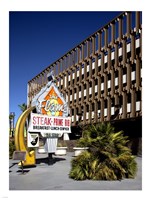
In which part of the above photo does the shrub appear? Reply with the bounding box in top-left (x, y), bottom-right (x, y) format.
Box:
top-left (69, 122), bottom-right (137, 180)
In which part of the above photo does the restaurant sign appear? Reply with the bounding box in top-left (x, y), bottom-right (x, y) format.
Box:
top-left (29, 113), bottom-right (71, 137)
top-left (29, 79), bottom-right (71, 138)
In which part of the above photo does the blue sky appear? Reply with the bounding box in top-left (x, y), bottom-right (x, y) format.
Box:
top-left (9, 11), bottom-right (122, 125)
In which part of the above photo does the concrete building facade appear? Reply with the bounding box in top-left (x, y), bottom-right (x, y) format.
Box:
top-left (27, 11), bottom-right (142, 153)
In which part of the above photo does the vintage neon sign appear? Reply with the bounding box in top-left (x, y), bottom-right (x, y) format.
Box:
top-left (30, 76), bottom-right (70, 138)
top-left (32, 82), bottom-right (69, 118)
top-left (38, 87), bottom-right (68, 116)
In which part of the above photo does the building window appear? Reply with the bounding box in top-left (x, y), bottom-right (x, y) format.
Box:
top-left (136, 90), bottom-right (141, 101)
top-left (131, 63), bottom-right (136, 84)
top-left (86, 104), bottom-right (89, 112)
top-left (89, 81), bottom-right (92, 88)
top-left (118, 96), bottom-right (123, 114)
top-left (136, 47), bottom-right (140, 56)
top-left (123, 67), bottom-right (127, 87)
top-left (98, 65), bottom-right (101, 73)
top-left (136, 90), bottom-right (141, 111)
top-left (92, 68), bottom-right (95, 74)
top-left (115, 70), bottom-right (119, 88)
top-left (104, 99), bottom-right (107, 117)
top-left (98, 101), bottom-right (101, 118)
top-left (111, 98), bottom-right (115, 116)
top-left (95, 79), bottom-right (98, 85)
top-left (127, 93), bottom-right (131, 113)
top-left (127, 51), bottom-right (131, 59)
top-left (108, 73), bottom-right (111, 92)
top-left (112, 59), bottom-right (115, 67)
top-left (72, 109), bottom-right (74, 115)
top-left (98, 101), bottom-right (101, 110)
top-left (101, 82), bottom-right (104, 92)
top-left (92, 103), bottom-right (94, 111)
top-left (119, 55), bottom-right (122, 63)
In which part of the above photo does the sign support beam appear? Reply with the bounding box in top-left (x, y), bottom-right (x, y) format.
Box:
top-left (15, 106), bottom-right (36, 166)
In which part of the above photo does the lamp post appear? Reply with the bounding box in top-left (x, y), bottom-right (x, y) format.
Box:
top-left (10, 112), bottom-right (15, 137)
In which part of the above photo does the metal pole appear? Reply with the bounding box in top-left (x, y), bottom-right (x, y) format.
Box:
top-left (20, 161), bottom-right (24, 174)
top-left (48, 153), bottom-right (53, 165)
top-left (10, 112), bottom-right (15, 137)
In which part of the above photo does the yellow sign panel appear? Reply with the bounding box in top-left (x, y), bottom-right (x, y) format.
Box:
top-left (41, 86), bottom-right (64, 116)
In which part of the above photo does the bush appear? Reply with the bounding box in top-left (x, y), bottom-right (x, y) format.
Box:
top-left (69, 122), bottom-right (137, 180)
top-left (9, 138), bottom-right (36, 158)
top-left (9, 139), bottom-right (16, 159)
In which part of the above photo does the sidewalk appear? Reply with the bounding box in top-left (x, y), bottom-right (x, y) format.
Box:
top-left (9, 152), bottom-right (142, 190)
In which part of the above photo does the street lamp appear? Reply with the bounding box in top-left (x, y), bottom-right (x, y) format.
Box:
top-left (10, 112), bottom-right (15, 137)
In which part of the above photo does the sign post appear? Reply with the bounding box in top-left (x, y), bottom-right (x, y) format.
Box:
top-left (13, 151), bottom-right (27, 173)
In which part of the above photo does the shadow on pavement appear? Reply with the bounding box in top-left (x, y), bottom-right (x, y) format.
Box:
top-left (16, 169), bottom-right (30, 175)
top-left (36, 156), bottom-right (66, 165)
top-left (9, 162), bottom-right (18, 169)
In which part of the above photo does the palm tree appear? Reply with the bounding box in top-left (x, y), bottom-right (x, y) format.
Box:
top-left (18, 103), bottom-right (27, 136)
top-left (18, 103), bottom-right (27, 112)
top-left (69, 122), bottom-right (137, 180)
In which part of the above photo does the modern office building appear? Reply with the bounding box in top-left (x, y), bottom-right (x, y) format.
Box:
top-left (27, 11), bottom-right (142, 154)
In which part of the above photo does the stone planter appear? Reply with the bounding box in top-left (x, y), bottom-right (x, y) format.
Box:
top-left (73, 147), bottom-right (89, 157)
top-left (55, 147), bottom-right (67, 156)
top-left (38, 146), bottom-right (47, 154)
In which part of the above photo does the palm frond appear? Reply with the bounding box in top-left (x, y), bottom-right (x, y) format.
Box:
top-left (70, 122), bottom-right (137, 181)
